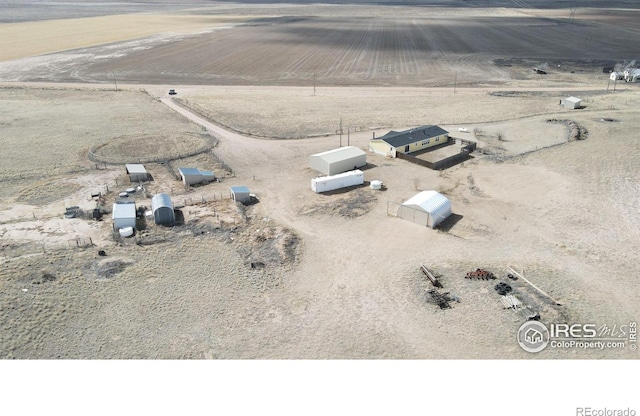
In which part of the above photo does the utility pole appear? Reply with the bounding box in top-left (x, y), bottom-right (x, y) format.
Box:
top-left (339, 118), bottom-right (343, 147)
top-left (112, 70), bottom-right (118, 91)
top-left (454, 72), bottom-right (457, 94)
top-left (347, 127), bottom-right (350, 146)
top-left (313, 72), bottom-right (316, 96)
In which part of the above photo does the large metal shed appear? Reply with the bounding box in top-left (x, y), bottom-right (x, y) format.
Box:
top-left (178, 167), bottom-right (215, 186)
top-left (398, 191), bottom-right (451, 229)
top-left (151, 193), bottom-right (175, 225)
top-left (125, 164), bottom-right (148, 182)
top-left (309, 146), bottom-right (366, 176)
top-left (112, 201), bottom-right (137, 230)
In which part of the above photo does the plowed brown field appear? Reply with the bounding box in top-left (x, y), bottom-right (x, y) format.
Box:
top-left (2, 5), bottom-right (640, 86)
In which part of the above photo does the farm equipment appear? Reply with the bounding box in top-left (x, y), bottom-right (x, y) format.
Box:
top-left (426, 289), bottom-right (452, 309)
top-left (465, 268), bottom-right (496, 280)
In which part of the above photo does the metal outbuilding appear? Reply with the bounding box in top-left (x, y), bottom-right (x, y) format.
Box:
top-left (151, 193), bottom-right (175, 225)
top-left (125, 164), bottom-right (148, 182)
top-left (561, 96), bottom-right (582, 109)
top-left (309, 146), bottom-right (366, 176)
top-left (178, 167), bottom-right (215, 186)
top-left (230, 186), bottom-right (251, 204)
top-left (610, 72), bottom-right (623, 81)
top-left (112, 201), bottom-right (137, 231)
top-left (398, 190), bottom-right (451, 229)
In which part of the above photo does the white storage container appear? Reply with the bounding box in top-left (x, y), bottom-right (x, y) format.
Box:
top-left (311, 170), bottom-right (364, 193)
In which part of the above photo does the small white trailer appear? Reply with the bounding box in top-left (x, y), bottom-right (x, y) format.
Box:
top-left (311, 170), bottom-right (364, 193)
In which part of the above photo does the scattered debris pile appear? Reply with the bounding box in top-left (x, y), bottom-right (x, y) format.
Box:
top-left (420, 265), bottom-right (459, 310)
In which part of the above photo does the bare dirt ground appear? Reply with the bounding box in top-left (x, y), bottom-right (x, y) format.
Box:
top-left (0, 1), bottom-right (639, 359)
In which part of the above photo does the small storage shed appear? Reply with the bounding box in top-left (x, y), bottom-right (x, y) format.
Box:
top-left (230, 186), bottom-right (251, 204)
top-left (309, 146), bottom-right (366, 176)
top-left (398, 190), bottom-right (451, 229)
top-left (112, 201), bottom-right (137, 231)
top-left (125, 164), bottom-right (148, 182)
top-left (151, 193), bottom-right (175, 225)
top-left (178, 167), bottom-right (215, 186)
top-left (561, 96), bottom-right (582, 109)
top-left (610, 72), bottom-right (623, 81)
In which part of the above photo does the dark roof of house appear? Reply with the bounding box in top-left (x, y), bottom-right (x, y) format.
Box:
top-left (375, 125), bottom-right (449, 148)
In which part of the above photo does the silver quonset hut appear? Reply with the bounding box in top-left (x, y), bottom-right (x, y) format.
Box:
top-left (398, 191), bottom-right (451, 229)
top-left (178, 167), bottom-right (215, 186)
top-left (151, 193), bottom-right (175, 225)
top-left (309, 146), bottom-right (366, 176)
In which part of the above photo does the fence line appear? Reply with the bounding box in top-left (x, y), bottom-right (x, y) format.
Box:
top-left (395, 137), bottom-right (475, 171)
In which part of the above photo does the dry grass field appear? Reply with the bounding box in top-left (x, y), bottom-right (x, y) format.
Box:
top-left (1, 1), bottom-right (639, 360)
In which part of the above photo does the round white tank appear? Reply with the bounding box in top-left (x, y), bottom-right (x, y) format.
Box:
top-left (370, 180), bottom-right (383, 190)
top-left (119, 226), bottom-right (134, 238)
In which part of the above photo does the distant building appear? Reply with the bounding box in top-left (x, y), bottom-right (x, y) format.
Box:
top-left (112, 201), bottom-right (136, 231)
top-left (151, 193), bottom-right (175, 225)
top-left (125, 164), bottom-right (148, 182)
top-left (178, 167), bottom-right (215, 186)
top-left (561, 96), bottom-right (582, 109)
top-left (230, 186), bottom-right (251, 204)
top-left (369, 125), bottom-right (449, 158)
top-left (309, 146), bottom-right (367, 176)
top-left (397, 191), bottom-right (451, 229)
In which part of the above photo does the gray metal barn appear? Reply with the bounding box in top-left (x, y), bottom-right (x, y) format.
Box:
top-left (125, 164), bottom-right (148, 182)
top-left (151, 193), bottom-right (175, 225)
top-left (309, 146), bottom-right (366, 176)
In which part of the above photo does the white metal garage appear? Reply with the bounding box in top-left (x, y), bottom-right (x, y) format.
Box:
top-left (309, 146), bottom-right (366, 176)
